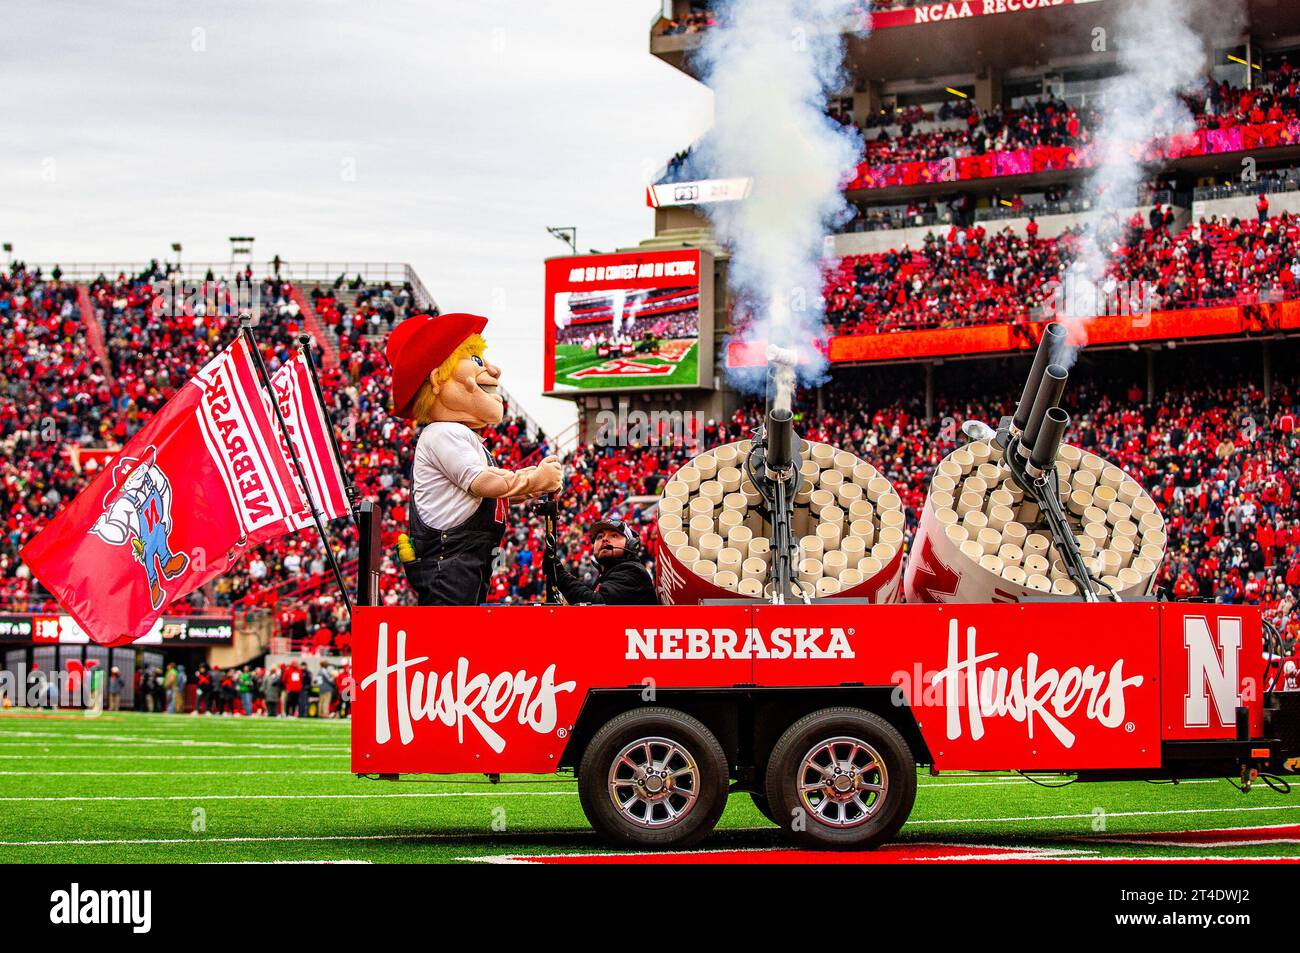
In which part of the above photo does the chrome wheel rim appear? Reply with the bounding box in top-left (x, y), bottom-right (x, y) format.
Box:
top-left (607, 736), bottom-right (700, 829)
top-left (796, 735), bottom-right (887, 829)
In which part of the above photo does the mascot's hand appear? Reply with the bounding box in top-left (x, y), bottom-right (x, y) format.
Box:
top-left (91, 510), bottom-right (130, 546)
top-left (535, 456), bottom-right (562, 495)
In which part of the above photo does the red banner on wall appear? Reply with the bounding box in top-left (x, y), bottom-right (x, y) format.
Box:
top-left (847, 121), bottom-right (1300, 192)
top-left (869, 0), bottom-right (1079, 31)
top-left (725, 303), bottom-right (1288, 369)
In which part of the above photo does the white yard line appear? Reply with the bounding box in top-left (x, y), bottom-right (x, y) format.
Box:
top-left (8, 732), bottom-right (354, 740)
top-left (0, 729), bottom-right (346, 744)
top-left (0, 791), bottom-right (579, 802)
top-left (459, 841), bottom-right (1095, 863)
top-left (1101, 836), bottom-right (1300, 848)
top-left (1000, 854), bottom-right (1300, 863)
top-left (914, 778), bottom-right (1220, 790)
top-left (0, 741), bottom-right (348, 750)
top-left (0, 770), bottom-right (352, 776)
top-left (0, 754), bottom-right (349, 760)
top-left (0, 770), bottom-right (1104, 786)
top-left (0, 831), bottom-right (581, 847)
top-left (209, 860), bottom-right (374, 864)
top-left (908, 803), bottom-right (1300, 825)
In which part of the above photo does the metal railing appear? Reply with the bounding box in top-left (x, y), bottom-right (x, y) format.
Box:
top-left (21, 260), bottom-right (438, 311)
top-left (1192, 173), bottom-right (1300, 204)
top-left (550, 419), bottom-right (582, 459)
top-left (972, 189), bottom-right (1189, 224)
top-left (975, 199), bottom-right (1089, 223)
top-left (838, 209), bottom-right (951, 233)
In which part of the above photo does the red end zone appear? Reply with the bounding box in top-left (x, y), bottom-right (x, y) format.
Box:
top-left (471, 824), bottom-right (1300, 864)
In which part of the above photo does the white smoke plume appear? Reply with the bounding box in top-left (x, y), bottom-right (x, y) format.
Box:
top-left (695, 0), bottom-right (866, 403)
top-left (1052, 0), bottom-right (1217, 368)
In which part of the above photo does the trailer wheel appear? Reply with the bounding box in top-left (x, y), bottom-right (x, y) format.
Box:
top-left (764, 707), bottom-right (916, 850)
top-left (578, 707), bottom-right (728, 849)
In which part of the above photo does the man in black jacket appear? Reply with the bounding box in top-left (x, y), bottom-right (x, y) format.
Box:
top-left (549, 519), bottom-right (658, 606)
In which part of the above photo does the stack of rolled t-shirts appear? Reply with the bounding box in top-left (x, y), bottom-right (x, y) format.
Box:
top-left (655, 439), bottom-right (907, 605)
top-left (903, 439), bottom-right (1165, 603)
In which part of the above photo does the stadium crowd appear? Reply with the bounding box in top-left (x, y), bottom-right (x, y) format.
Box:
top-left (822, 210), bottom-right (1300, 334)
top-left (2, 260), bottom-right (1298, 663)
top-left (662, 64), bottom-right (1300, 183)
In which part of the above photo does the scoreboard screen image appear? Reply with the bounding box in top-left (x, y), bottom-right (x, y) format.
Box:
top-left (543, 248), bottom-right (714, 393)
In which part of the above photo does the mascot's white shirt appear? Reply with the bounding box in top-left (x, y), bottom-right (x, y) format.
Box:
top-left (412, 421), bottom-right (492, 531)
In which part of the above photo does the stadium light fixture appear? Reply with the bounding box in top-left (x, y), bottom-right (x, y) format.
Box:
top-left (945, 87), bottom-right (969, 99)
top-left (546, 226), bottom-right (578, 256)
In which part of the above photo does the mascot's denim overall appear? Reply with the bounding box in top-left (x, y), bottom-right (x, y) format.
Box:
top-left (404, 452), bottom-right (506, 606)
top-left (134, 473), bottom-right (177, 590)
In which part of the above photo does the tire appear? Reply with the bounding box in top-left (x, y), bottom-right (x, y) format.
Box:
top-left (578, 707), bottom-right (729, 849)
top-left (749, 791), bottom-right (778, 825)
top-left (763, 707), bottom-right (916, 850)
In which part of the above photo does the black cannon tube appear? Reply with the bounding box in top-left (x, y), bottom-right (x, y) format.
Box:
top-left (1012, 322), bottom-right (1067, 433)
top-left (765, 407), bottom-right (795, 475)
top-left (1020, 363), bottom-right (1067, 455)
top-left (1030, 406), bottom-right (1069, 472)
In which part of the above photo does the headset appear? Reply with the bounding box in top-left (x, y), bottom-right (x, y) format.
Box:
top-left (591, 518), bottom-right (642, 559)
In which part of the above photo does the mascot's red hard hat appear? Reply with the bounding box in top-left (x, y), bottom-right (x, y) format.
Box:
top-left (386, 312), bottom-right (488, 419)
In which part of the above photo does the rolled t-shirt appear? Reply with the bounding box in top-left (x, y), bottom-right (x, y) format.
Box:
top-left (412, 421), bottom-right (493, 531)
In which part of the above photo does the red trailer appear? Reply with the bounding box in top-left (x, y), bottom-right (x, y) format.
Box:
top-left (349, 507), bottom-right (1298, 850)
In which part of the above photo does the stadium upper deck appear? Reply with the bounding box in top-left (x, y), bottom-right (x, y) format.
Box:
top-left (638, 0), bottom-right (1300, 369)
top-left (652, 1), bottom-right (1300, 85)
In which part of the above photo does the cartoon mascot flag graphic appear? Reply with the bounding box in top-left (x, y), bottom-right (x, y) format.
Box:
top-left (90, 447), bottom-right (190, 610)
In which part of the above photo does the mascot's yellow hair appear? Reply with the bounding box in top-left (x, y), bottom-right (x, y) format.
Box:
top-left (410, 333), bottom-right (487, 425)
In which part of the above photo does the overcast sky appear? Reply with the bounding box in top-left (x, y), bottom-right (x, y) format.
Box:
top-left (4, 0), bottom-right (714, 435)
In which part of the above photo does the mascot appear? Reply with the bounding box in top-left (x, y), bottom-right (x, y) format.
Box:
top-left (387, 312), bottom-right (562, 605)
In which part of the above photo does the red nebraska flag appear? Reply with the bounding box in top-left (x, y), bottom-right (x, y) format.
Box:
top-left (21, 336), bottom-right (344, 646)
top-left (267, 349), bottom-right (351, 528)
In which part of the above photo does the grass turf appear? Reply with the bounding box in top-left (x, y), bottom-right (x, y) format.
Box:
top-left (0, 710), bottom-right (1295, 863)
top-left (552, 341), bottom-right (698, 390)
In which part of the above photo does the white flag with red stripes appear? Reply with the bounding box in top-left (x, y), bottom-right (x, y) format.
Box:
top-left (267, 350), bottom-right (351, 527)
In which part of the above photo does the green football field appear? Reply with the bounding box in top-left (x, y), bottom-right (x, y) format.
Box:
top-left (1, 710), bottom-right (1296, 864)
top-left (553, 341), bottom-right (698, 390)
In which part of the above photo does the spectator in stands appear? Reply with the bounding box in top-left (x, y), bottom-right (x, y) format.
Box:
top-left (238, 666), bottom-right (255, 716)
top-left (194, 664), bottom-right (212, 715)
top-left (108, 667), bottom-right (123, 711)
top-left (283, 662), bottom-right (301, 716)
top-left (318, 665), bottom-right (336, 718)
top-left (298, 664), bottom-right (313, 717)
top-left (263, 665), bottom-right (282, 717)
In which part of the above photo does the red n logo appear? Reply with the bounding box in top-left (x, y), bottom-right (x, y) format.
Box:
top-left (145, 498), bottom-right (162, 532)
top-left (909, 533), bottom-right (960, 603)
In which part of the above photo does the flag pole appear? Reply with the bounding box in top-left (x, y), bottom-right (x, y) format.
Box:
top-left (297, 333), bottom-right (359, 521)
top-left (239, 318), bottom-right (353, 618)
